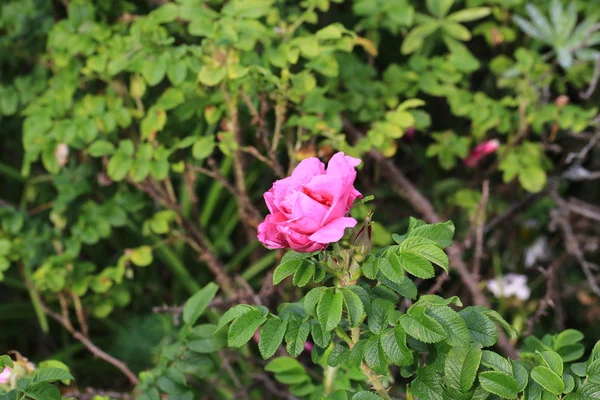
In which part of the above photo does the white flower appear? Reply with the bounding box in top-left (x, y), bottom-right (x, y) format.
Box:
top-left (487, 273), bottom-right (531, 301)
top-left (54, 143), bottom-right (69, 167)
top-left (524, 236), bottom-right (551, 268)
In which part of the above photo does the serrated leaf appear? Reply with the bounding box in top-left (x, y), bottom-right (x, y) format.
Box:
top-left (304, 287), bottom-right (327, 316)
top-left (352, 391), bottom-right (385, 400)
top-left (381, 326), bottom-right (414, 367)
top-left (188, 324), bottom-right (225, 353)
top-left (537, 350), bottom-right (564, 376)
top-left (216, 304), bottom-right (255, 332)
top-left (310, 322), bottom-right (332, 348)
top-left (379, 254), bottom-right (405, 283)
top-left (285, 320), bottom-right (310, 357)
top-left (400, 236), bottom-right (449, 272)
top-left (259, 318), bottom-right (287, 359)
top-left (364, 336), bottom-right (387, 375)
top-left (341, 288), bottom-right (365, 327)
top-left (483, 309), bottom-right (518, 339)
top-left (273, 258), bottom-right (305, 285)
top-left (511, 360), bottom-right (528, 392)
top-left (182, 282), bottom-right (218, 325)
top-left (31, 368), bottom-right (74, 383)
top-left (426, 305), bottom-right (470, 347)
top-left (481, 350), bottom-right (512, 374)
top-left (479, 371), bottom-right (520, 399)
top-left (317, 289), bottom-right (343, 332)
top-left (411, 368), bottom-right (445, 400)
top-left (400, 306), bottom-right (447, 343)
top-left (328, 342), bottom-right (350, 367)
top-left (407, 221), bottom-right (455, 248)
top-left (531, 366), bottom-right (565, 395)
top-left (228, 310), bottom-right (267, 347)
top-left (368, 298), bottom-right (395, 334)
top-left (460, 307), bottom-right (499, 347)
top-left (23, 382), bottom-right (62, 400)
top-left (397, 252), bottom-right (435, 278)
top-left (445, 345), bottom-right (482, 392)
top-left (292, 262), bottom-right (315, 287)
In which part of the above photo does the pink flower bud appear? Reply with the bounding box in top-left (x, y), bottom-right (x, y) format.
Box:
top-left (0, 367), bottom-right (11, 384)
top-left (464, 139), bottom-right (500, 168)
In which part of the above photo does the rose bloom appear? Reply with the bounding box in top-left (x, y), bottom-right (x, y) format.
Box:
top-left (0, 367), bottom-right (10, 384)
top-left (464, 139), bottom-right (500, 168)
top-left (257, 152), bottom-right (362, 252)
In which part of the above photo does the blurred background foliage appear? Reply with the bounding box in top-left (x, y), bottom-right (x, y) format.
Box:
top-left (1, 0), bottom-right (600, 398)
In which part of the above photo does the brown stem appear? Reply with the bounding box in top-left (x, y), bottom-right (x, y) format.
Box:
top-left (472, 180), bottom-right (490, 278)
top-left (40, 299), bottom-right (139, 386)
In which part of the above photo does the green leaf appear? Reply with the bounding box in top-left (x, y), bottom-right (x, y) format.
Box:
top-left (310, 322), bottom-right (332, 348)
top-left (399, 236), bottom-right (449, 272)
top-left (426, 305), bottom-right (470, 347)
top-left (407, 221), bottom-right (455, 248)
top-left (368, 298), bottom-right (395, 334)
top-left (156, 88), bottom-right (185, 110)
top-left (228, 309), bottom-right (267, 348)
top-left (426, 0), bottom-right (454, 18)
top-left (167, 62), bottom-right (187, 86)
top-left (445, 345), bottom-right (482, 392)
top-left (130, 245), bottom-right (153, 267)
top-left (0, 390), bottom-right (17, 400)
top-left (265, 357), bottom-right (303, 373)
top-left (31, 368), bottom-right (74, 383)
top-left (192, 136), bottom-right (216, 160)
top-left (448, 7), bottom-right (491, 22)
top-left (401, 22), bottom-right (439, 54)
top-left (259, 317), bottom-right (288, 359)
top-left (340, 287), bottom-right (365, 327)
top-left (400, 306), bottom-right (447, 343)
top-left (478, 371), bottom-right (520, 399)
top-left (216, 304), bottom-right (255, 332)
top-left (378, 254), bottom-right (405, 283)
top-left (285, 320), bottom-right (310, 357)
top-left (352, 392), bottom-right (384, 400)
top-left (198, 65), bottom-right (227, 86)
top-left (537, 350), bottom-right (564, 376)
top-left (0, 355), bottom-right (14, 369)
top-left (304, 287), bottom-right (328, 316)
top-left (482, 309), bottom-right (518, 339)
top-left (519, 167), bottom-right (547, 193)
top-left (88, 140), bottom-right (115, 157)
top-left (381, 326), bottom-right (414, 367)
top-left (364, 335), bottom-right (387, 375)
top-left (397, 251), bottom-right (435, 278)
top-left (23, 382), bottom-right (61, 400)
top-left (555, 329), bottom-right (584, 348)
top-left (442, 22), bottom-right (472, 41)
top-left (182, 282), bottom-right (219, 325)
top-left (142, 54), bottom-right (168, 86)
top-left (362, 256), bottom-right (378, 279)
top-left (188, 324), bottom-right (225, 353)
top-left (460, 307), bottom-right (499, 347)
top-left (292, 261), bottom-right (315, 287)
top-left (317, 289), bottom-right (343, 332)
top-left (273, 258), bottom-right (305, 285)
top-left (531, 366), bottom-right (565, 395)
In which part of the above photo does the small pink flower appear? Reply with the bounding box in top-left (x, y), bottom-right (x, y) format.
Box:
top-left (464, 139), bottom-right (500, 168)
top-left (0, 367), bottom-right (11, 384)
top-left (258, 152), bottom-right (362, 252)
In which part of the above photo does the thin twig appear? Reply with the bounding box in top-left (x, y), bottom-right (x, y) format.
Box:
top-left (472, 181), bottom-right (490, 278)
top-left (63, 389), bottom-right (135, 400)
top-left (551, 188), bottom-right (600, 296)
top-left (580, 56), bottom-right (600, 100)
top-left (523, 253), bottom-right (568, 336)
top-left (41, 304), bottom-right (139, 385)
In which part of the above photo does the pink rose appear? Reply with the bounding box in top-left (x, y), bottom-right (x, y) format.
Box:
top-left (0, 367), bottom-right (11, 384)
top-left (464, 139), bottom-right (500, 168)
top-left (257, 152), bottom-right (362, 252)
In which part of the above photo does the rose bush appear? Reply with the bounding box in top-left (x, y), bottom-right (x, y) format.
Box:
top-left (257, 152), bottom-right (362, 252)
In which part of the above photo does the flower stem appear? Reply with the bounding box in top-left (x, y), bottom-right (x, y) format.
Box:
top-left (360, 363), bottom-right (391, 400)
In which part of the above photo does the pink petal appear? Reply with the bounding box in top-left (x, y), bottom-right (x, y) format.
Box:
top-left (308, 217), bottom-right (357, 244)
top-left (291, 157), bottom-right (326, 182)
